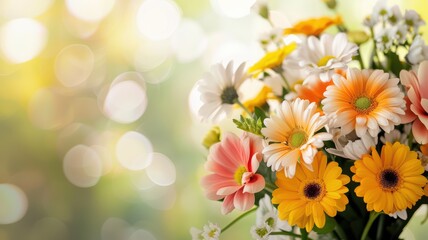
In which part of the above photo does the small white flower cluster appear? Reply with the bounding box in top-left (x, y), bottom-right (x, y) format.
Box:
top-left (250, 195), bottom-right (291, 240)
top-left (364, 0), bottom-right (425, 52)
top-left (190, 222), bottom-right (221, 240)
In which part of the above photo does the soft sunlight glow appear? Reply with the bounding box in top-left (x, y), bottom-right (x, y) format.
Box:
top-left (131, 171), bottom-right (155, 190)
top-left (0, 18), bottom-right (47, 63)
top-left (55, 44), bottom-right (95, 87)
top-left (63, 145), bottom-right (102, 188)
top-left (103, 80), bottom-right (147, 124)
top-left (146, 153), bottom-right (176, 186)
top-left (210, 0), bottom-right (256, 18)
top-left (134, 40), bottom-right (171, 72)
top-left (129, 229), bottom-right (156, 240)
top-left (28, 218), bottom-right (68, 240)
top-left (28, 88), bottom-right (73, 130)
top-left (140, 185), bottom-right (176, 210)
top-left (65, 0), bottom-right (115, 22)
top-left (0, 0), bottom-right (53, 18)
top-left (101, 218), bottom-right (130, 240)
top-left (136, 0), bottom-right (182, 40)
top-left (172, 19), bottom-right (207, 62)
top-left (115, 131), bottom-right (153, 171)
top-left (0, 184), bottom-right (28, 224)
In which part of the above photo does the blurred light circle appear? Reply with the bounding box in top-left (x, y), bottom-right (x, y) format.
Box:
top-left (91, 145), bottom-right (113, 175)
top-left (188, 81), bottom-right (203, 121)
top-left (103, 80), bottom-right (147, 124)
top-left (63, 145), bottom-right (102, 188)
top-left (55, 44), bottom-right (95, 87)
top-left (129, 229), bottom-right (156, 240)
top-left (0, 0), bottom-right (53, 18)
top-left (65, 0), bottom-right (116, 22)
top-left (116, 131), bottom-right (153, 171)
top-left (172, 19), bottom-right (207, 62)
top-left (146, 153), bottom-right (176, 186)
top-left (111, 72), bottom-right (146, 90)
top-left (28, 88), bottom-right (74, 130)
top-left (210, 0), bottom-right (256, 18)
top-left (136, 0), bottom-right (182, 40)
top-left (0, 184), bottom-right (28, 224)
top-left (131, 170), bottom-right (155, 190)
top-left (101, 218), bottom-right (132, 240)
top-left (0, 18), bottom-right (47, 63)
top-left (134, 41), bottom-right (170, 72)
top-left (143, 58), bottom-right (173, 84)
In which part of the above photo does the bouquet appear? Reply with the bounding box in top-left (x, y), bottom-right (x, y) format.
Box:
top-left (190, 0), bottom-right (428, 239)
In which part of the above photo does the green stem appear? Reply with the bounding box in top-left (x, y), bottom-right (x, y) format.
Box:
top-left (334, 223), bottom-right (347, 240)
top-left (265, 182), bottom-right (277, 190)
top-left (356, 48), bottom-right (365, 69)
top-left (361, 211), bottom-right (381, 240)
top-left (221, 207), bottom-right (257, 233)
top-left (376, 214), bottom-right (385, 240)
top-left (270, 231), bottom-right (313, 240)
top-left (370, 28), bottom-right (383, 70)
top-left (235, 99), bottom-right (252, 116)
top-left (300, 228), bottom-right (309, 240)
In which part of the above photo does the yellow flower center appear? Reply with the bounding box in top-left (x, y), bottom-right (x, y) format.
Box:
top-left (317, 55), bottom-right (335, 67)
top-left (302, 180), bottom-right (325, 201)
top-left (288, 130), bottom-right (307, 148)
top-left (379, 168), bottom-right (401, 191)
top-left (234, 166), bottom-right (247, 185)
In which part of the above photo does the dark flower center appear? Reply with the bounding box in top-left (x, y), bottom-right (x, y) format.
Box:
top-left (221, 86), bottom-right (238, 104)
top-left (380, 169), bottom-right (399, 189)
top-left (304, 183), bottom-right (322, 199)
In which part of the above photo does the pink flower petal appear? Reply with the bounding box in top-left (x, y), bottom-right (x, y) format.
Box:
top-left (400, 97), bottom-right (417, 124)
top-left (221, 194), bottom-right (235, 215)
top-left (412, 120), bottom-right (428, 144)
top-left (418, 61), bottom-right (428, 99)
top-left (217, 185), bottom-right (242, 196)
top-left (233, 190), bottom-right (255, 211)
top-left (242, 173), bottom-right (265, 193)
top-left (421, 98), bottom-right (428, 113)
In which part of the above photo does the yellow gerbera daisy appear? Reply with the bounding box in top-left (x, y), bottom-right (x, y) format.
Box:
top-left (248, 43), bottom-right (296, 76)
top-left (322, 68), bottom-right (406, 138)
top-left (283, 16), bottom-right (342, 36)
top-left (272, 151), bottom-right (350, 232)
top-left (261, 98), bottom-right (332, 178)
top-left (351, 142), bottom-right (427, 215)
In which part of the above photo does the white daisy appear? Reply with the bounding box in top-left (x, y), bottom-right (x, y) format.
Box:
top-left (260, 28), bottom-right (285, 51)
top-left (387, 5), bottom-right (403, 25)
top-left (375, 28), bottom-right (394, 52)
top-left (190, 222), bottom-right (221, 240)
top-left (406, 35), bottom-right (428, 66)
top-left (380, 125), bottom-right (410, 145)
top-left (262, 98), bottom-right (332, 178)
top-left (196, 61), bottom-right (247, 123)
top-left (251, 194), bottom-right (291, 240)
top-left (372, 0), bottom-right (389, 23)
top-left (326, 129), bottom-right (377, 160)
top-left (404, 9), bottom-right (425, 33)
top-left (288, 33), bottom-right (358, 82)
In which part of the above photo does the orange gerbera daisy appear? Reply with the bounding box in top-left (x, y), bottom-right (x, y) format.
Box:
top-left (322, 68), bottom-right (406, 138)
top-left (351, 142), bottom-right (427, 215)
top-left (272, 151), bottom-right (349, 232)
top-left (295, 78), bottom-right (333, 114)
top-left (284, 16), bottom-right (342, 36)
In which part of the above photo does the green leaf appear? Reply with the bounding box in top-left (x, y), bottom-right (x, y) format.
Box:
top-left (313, 216), bottom-right (336, 234)
top-left (385, 50), bottom-right (403, 76)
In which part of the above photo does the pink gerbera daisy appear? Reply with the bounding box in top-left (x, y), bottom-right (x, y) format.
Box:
top-left (400, 60), bottom-right (428, 144)
top-left (201, 132), bottom-right (265, 214)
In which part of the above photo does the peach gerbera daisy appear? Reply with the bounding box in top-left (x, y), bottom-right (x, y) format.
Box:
top-left (400, 60), bottom-right (428, 144)
top-left (201, 132), bottom-right (265, 214)
top-left (272, 151), bottom-right (349, 232)
top-left (261, 98), bottom-right (332, 178)
top-left (322, 68), bottom-right (406, 138)
top-left (295, 77), bottom-right (334, 114)
top-left (351, 142), bottom-right (427, 216)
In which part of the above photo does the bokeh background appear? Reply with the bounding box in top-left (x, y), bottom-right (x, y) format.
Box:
top-left (0, 0), bottom-right (427, 239)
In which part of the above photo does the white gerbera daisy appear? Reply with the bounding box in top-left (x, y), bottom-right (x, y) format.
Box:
top-left (261, 98), bottom-right (332, 178)
top-left (196, 61), bottom-right (247, 123)
top-left (190, 222), bottom-right (221, 240)
top-left (326, 129), bottom-right (377, 160)
top-left (288, 33), bottom-right (358, 82)
top-left (407, 35), bottom-right (428, 66)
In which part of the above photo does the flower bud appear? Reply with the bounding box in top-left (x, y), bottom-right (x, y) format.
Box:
top-left (202, 126), bottom-right (221, 149)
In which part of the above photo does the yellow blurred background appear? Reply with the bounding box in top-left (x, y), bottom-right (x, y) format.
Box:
top-left (0, 0), bottom-right (427, 239)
